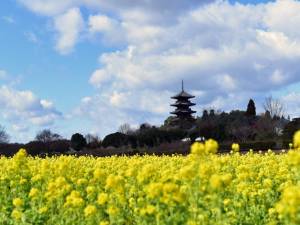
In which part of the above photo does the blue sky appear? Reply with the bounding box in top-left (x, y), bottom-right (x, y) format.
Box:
top-left (1, 0), bottom-right (300, 142)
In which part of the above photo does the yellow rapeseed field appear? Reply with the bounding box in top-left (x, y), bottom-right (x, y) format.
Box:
top-left (1, 133), bottom-right (300, 224)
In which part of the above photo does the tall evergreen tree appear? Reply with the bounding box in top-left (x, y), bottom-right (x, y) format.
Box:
top-left (246, 99), bottom-right (256, 117)
top-left (202, 110), bottom-right (209, 120)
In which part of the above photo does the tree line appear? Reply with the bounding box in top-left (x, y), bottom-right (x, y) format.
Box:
top-left (0, 96), bottom-right (298, 155)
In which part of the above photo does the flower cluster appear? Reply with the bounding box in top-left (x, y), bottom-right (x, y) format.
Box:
top-left (0, 134), bottom-right (300, 224)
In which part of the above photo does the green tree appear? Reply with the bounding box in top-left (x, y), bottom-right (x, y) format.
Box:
top-left (70, 133), bottom-right (87, 151)
top-left (246, 99), bottom-right (256, 117)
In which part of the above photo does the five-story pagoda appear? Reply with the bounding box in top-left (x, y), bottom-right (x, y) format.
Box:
top-left (170, 81), bottom-right (196, 128)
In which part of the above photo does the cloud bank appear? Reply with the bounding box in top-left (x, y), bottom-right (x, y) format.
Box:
top-left (16, 0), bottom-right (300, 137)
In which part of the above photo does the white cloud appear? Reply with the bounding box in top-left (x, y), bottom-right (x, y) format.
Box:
top-left (108, 90), bottom-right (172, 115)
top-left (217, 74), bottom-right (237, 91)
top-left (40, 99), bottom-right (54, 109)
top-left (18, 0), bottom-right (212, 18)
top-left (263, 0), bottom-right (300, 39)
top-left (88, 14), bottom-right (116, 33)
top-left (74, 89), bottom-right (171, 137)
top-left (53, 7), bottom-right (84, 54)
top-left (0, 85), bottom-right (62, 127)
top-left (270, 69), bottom-right (286, 85)
top-left (17, 0), bottom-right (77, 16)
top-left (16, 0), bottom-right (300, 136)
top-left (12, 124), bottom-right (29, 132)
top-left (78, 0), bottom-right (300, 133)
top-left (281, 92), bottom-right (300, 118)
top-left (256, 30), bottom-right (300, 57)
top-left (89, 69), bottom-right (111, 87)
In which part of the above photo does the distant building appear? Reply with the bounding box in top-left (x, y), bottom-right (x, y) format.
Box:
top-left (170, 81), bottom-right (196, 129)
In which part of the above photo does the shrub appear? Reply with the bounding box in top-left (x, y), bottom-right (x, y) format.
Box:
top-left (49, 140), bottom-right (70, 153)
top-left (71, 133), bottom-right (87, 151)
top-left (25, 141), bottom-right (47, 155)
top-left (102, 132), bottom-right (128, 148)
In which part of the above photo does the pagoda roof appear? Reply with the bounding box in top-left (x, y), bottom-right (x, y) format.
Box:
top-left (171, 109), bottom-right (196, 114)
top-left (171, 91), bottom-right (195, 99)
top-left (171, 102), bottom-right (196, 107)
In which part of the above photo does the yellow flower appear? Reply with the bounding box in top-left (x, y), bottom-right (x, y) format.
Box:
top-left (293, 130), bottom-right (300, 149)
top-left (15, 148), bottom-right (27, 158)
top-left (205, 139), bottom-right (218, 154)
top-left (105, 175), bottom-right (121, 189)
top-left (11, 209), bottom-right (22, 220)
top-left (223, 198), bottom-right (231, 206)
top-left (268, 208), bottom-right (276, 216)
top-left (64, 191), bottom-right (84, 207)
top-left (97, 193), bottom-right (108, 205)
top-left (210, 174), bottom-right (222, 190)
top-left (231, 143), bottom-right (240, 152)
top-left (99, 221), bottom-right (109, 225)
top-left (29, 188), bottom-right (39, 198)
top-left (107, 206), bottom-right (119, 216)
top-left (146, 183), bottom-right (163, 199)
top-left (76, 178), bottom-right (87, 185)
top-left (263, 179), bottom-right (272, 188)
top-left (221, 173), bottom-right (232, 186)
top-left (38, 207), bottom-right (48, 214)
top-left (146, 205), bottom-right (156, 215)
top-left (13, 198), bottom-right (23, 208)
top-left (190, 142), bottom-right (205, 155)
top-left (94, 168), bottom-right (104, 179)
top-left (19, 178), bottom-right (27, 184)
top-left (84, 205), bottom-right (97, 217)
top-left (86, 186), bottom-right (95, 195)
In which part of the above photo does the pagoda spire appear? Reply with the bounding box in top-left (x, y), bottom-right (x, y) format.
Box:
top-left (182, 80), bottom-right (184, 91)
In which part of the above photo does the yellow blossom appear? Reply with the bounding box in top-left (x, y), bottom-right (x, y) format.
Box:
top-left (13, 198), bottom-right (23, 208)
top-left (11, 209), bottom-right (22, 220)
top-left (84, 205), bottom-right (97, 217)
top-left (99, 221), bottom-right (109, 225)
top-left (29, 188), bottom-right (39, 198)
top-left (38, 207), bottom-right (48, 214)
top-left (97, 193), bottom-right (108, 205)
top-left (190, 142), bottom-right (205, 155)
top-left (205, 139), bottom-right (218, 154)
top-left (293, 130), bottom-right (300, 149)
top-left (231, 143), bottom-right (240, 152)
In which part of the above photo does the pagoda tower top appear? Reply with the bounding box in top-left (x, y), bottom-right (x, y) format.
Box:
top-left (171, 80), bottom-right (195, 99)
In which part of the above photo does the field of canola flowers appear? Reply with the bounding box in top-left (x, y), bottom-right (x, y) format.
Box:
top-left (1, 134), bottom-right (300, 225)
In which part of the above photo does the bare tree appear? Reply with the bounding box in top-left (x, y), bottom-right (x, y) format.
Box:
top-left (85, 134), bottom-right (101, 144)
top-left (0, 125), bottom-right (9, 143)
top-left (35, 129), bottom-right (61, 143)
top-left (263, 96), bottom-right (285, 118)
top-left (118, 123), bottom-right (134, 135)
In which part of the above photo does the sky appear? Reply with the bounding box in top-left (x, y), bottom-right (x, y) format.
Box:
top-left (1, 0), bottom-right (300, 143)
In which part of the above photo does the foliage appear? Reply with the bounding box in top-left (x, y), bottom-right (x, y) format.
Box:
top-left (1, 134), bottom-right (300, 224)
top-left (246, 99), bottom-right (256, 117)
top-left (48, 140), bottom-right (70, 153)
top-left (71, 133), bottom-right (87, 151)
top-left (102, 132), bottom-right (128, 148)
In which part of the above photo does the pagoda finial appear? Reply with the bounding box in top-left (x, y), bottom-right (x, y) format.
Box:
top-left (182, 80), bottom-right (184, 91)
